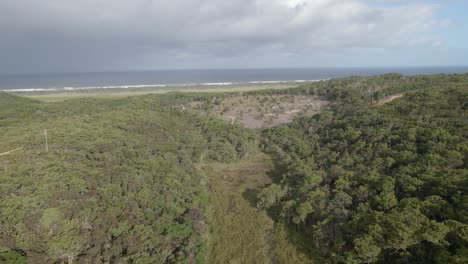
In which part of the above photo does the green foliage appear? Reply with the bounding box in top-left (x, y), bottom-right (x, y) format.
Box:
top-left (2, 73), bottom-right (467, 263)
top-left (0, 249), bottom-right (26, 264)
top-left (259, 77), bottom-right (468, 263)
top-left (257, 183), bottom-right (287, 209)
top-left (0, 92), bottom-right (256, 263)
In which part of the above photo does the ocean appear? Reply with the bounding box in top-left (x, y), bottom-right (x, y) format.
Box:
top-left (1, 67), bottom-right (467, 91)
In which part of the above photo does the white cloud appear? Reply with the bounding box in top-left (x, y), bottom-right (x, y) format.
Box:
top-left (0, 0), bottom-right (442, 44)
top-left (0, 0), bottom-right (452, 71)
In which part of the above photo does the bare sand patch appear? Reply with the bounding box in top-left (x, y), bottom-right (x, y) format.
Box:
top-left (378, 93), bottom-right (403, 105)
top-left (185, 94), bottom-right (328, 128)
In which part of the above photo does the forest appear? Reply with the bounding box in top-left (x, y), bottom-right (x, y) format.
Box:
top-left (0, 92), bottom-right (256, 263)
top-left (258, 74), bottom-right (468, 263)
top-left (0, 73), bottom-right (467, 263)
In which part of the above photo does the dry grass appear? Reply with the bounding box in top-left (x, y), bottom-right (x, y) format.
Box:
top-left (15, 83), bottom-right (299, 102)
top-left (204, 154), bottom-right (274, 263)
top-left (204, 153), bottom-right (313, 264)
top-left (207, 154), bottom-right (273, 192)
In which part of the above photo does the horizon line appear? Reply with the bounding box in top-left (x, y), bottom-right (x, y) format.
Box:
top-left (2, 65), bottom-right (468, 76)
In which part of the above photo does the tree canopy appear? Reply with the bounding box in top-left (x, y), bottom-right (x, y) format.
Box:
top-left (258, 75), bottom-right (468, 263)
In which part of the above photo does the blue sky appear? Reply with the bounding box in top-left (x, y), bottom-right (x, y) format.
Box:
top-left (281, 0), bottom-right (468, 68)
top-left (0, 0), bottom-right (466, 73)
top-left (437, 2), bottom-right (468, 49)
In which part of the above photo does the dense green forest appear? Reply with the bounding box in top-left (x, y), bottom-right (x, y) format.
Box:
top-left (1, 73), bottom-right (467, 263)
top-left (258, 74), bottom-right (468, 263)
top-left (0, 93), bottom-right (255, 263)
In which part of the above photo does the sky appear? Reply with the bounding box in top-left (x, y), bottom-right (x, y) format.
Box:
top-left (0, 0), bottom-right (467, 74)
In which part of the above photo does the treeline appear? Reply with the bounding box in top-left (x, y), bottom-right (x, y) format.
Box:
top-left (246, 73), bottom-right (468, 102)
top-left (0, 93), bottom-right (255, 263)
top-left (257, 78), bottom-right (468, 263)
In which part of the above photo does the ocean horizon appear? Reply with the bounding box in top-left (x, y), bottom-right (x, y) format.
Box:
top-left (1, 66), bottom-right (468, 91)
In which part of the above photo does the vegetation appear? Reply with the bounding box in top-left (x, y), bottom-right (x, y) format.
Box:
top-left (0, 92), bottom-right (255, 263)
top-left (183, 93), bottom-right (327, 128)
top-left (1, 73), bottom-right (467, 263)
top-left (204, 154), bottom-right (312, 264)
top-left (258, 74), bottom-right (468, 263)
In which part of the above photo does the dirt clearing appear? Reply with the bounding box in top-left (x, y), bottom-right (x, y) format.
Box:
top-left (185, 94), bottom-right (328, 128)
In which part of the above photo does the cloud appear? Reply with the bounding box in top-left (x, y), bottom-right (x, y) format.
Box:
top-left (0, 0), bottom-right (450, 72)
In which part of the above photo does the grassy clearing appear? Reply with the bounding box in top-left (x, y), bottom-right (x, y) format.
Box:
top-left (204, 154), bottom-right (273, 264)
top-left (204, 153), bottom-right (313, 264)
top-left (271, 223), bottom-right (315, 264)
top-left (206, 154), bottom-right (273, 192)
top-left (14, 83), bottom-right (298, 102)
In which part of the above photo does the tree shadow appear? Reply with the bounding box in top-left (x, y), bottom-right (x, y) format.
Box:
top-left (241, 156), bottom-right (286, 210)
top-left (240, 156), bottom-right (321, 263)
